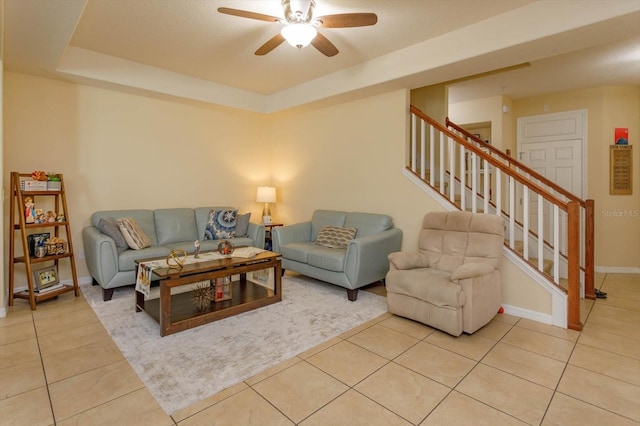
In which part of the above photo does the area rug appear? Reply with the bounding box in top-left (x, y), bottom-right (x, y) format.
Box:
top-left (80, 275), bottom-right (388, 415)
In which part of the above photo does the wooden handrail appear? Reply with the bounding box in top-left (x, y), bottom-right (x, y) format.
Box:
top-left (410, 105), bottom-right (569, 210)
top-left (445, 116), bottom-right (585, 206)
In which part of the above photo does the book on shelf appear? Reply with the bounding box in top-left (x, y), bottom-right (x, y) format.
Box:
top-left (34, 283), bottom-right (64, 294)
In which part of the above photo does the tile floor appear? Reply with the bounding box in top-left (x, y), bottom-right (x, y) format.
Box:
top-left (1, 273), bottom-right (639, 425)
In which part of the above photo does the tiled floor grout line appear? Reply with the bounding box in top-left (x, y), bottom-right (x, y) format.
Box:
top-left (30, 310), bottom-right (59, 426)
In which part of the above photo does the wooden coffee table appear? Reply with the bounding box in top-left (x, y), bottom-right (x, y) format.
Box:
top-left (135, 251), bottom-right (281, 336)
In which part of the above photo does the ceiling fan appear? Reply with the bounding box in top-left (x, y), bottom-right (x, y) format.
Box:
top-left (218, 0), bottom-right (377, 57)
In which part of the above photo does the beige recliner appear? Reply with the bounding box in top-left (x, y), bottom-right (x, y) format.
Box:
top-left (386, 211), bottom-right (505, 336)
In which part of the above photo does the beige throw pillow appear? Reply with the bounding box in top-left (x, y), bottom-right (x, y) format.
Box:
top-left (315, 226), bottom-right (357, 249)
top-left (118, 218), bottom-right (152, 250)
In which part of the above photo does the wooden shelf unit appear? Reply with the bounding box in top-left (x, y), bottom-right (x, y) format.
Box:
top-left (9, 172), bottom-right (80, 310)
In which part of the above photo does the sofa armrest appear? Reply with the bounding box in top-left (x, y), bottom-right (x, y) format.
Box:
top-left (82, 226), bottom-right (120, 286)
top-left (388, 251), bottom-right (430, 270)
top-left (451, 262), bottom-right (495, 281)
top-left (246, 222), bottom-right (265, 249)
top-left (344, 228), bottom-right (403, 287)
top-left (272, 221), bottom-right (312, 253)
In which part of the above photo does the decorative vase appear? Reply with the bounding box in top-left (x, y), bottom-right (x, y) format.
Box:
top-left (47, 181), bottom-right (62, 191)
top-left (217, 240), bottom-right (234, 255)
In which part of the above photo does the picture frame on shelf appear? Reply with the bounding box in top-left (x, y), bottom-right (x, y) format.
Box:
top-left (247, 268), bottom-right (274, 289)
top-left (33, 265), bottom-right (59, 291)
top-left (27, 232), bottom-right (50, 256)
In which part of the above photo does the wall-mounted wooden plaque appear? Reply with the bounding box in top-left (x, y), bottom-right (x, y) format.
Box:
top-left (610, 145), bottom-right (632, 195)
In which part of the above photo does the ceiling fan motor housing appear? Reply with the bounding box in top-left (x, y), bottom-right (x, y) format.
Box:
top-left (283, 0), bottom-right (316, 24)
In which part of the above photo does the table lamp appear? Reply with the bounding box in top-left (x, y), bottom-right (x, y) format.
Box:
top-left (256, 186), bottom-right (276, 224)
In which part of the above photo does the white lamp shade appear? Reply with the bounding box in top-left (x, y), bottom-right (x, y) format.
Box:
top-left (256, 186), bottom-right (277, 203)
top-left (281, 24), bottom-right (317, 49)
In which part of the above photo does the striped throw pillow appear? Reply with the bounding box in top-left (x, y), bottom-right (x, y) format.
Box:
top-left (315, 226), bottom-right (357, 249)
top-left (118, 218), bottom-right (152, 250)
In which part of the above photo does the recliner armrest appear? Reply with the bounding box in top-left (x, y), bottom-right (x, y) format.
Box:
top-left (451, 262), bottom-right (495, 281)
top-left (272, 221), bottom-right (312, 253)
top-left (388, 251), bottom-right (430, 270)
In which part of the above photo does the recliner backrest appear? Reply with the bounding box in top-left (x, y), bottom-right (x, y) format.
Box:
top-left (418, 211), bottom-right (504, 272)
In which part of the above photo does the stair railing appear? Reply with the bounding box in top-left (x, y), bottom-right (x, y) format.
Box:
top-left (409, 105), bottom-right (595, 331)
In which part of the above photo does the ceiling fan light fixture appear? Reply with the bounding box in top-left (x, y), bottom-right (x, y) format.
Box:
top-left (281, 23), bottom-right (317, 49)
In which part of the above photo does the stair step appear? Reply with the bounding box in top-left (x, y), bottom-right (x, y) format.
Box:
top-left (510, 240), bottom-right (553, 275)
top-left (464, 207), bottom-right (487, 213)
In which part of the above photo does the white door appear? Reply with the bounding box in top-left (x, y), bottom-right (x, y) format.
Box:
top-left (517, 110), bottom-right (586, 251)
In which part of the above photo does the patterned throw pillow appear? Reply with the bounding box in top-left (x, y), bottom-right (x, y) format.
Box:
top-left (235, 212), bottom-right (251, 237)
top-left (118, 218), bottom-right (152, 250)
top-left (315, 226), bottom-right (357, 249)
top-left (204, 209), bottom-right (237, 240)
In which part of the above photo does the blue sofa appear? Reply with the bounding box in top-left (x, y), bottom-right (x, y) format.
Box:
top-left (272, 210), bottom-right (402, 301)
top-left (82, 207), bottom-right (265, 300)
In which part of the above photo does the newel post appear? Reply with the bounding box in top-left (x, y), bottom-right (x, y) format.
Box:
top-left (567, 201), bottom-right (583, 331)
top-left (584, 199), bottom-right (596, 300)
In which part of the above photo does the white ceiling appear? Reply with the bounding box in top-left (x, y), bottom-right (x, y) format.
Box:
top-left (4, 0), bottom-right (640, 112)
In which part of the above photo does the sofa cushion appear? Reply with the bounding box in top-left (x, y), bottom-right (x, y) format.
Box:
top-left (311, 210), bottom-right (347, 241)
top-left (118, 218), bottom-right (152, 250)
top-left (154, 208), bottom-right (198, 246)
top-left (176, 236), bottom-right (255, 253)
top-left (307, 246), bottom-right (346, 272)
top-left (344, 212), bottom-right (392, 238)
top-left (280, 242), bottom-right (316, 263)
top-left (204, 209), bottom-right (237, 239)
top-left (315, 226), bottom-right (357, 249)
top-left (98, 217), bottom-right (129, 253)
top-left (118, 246), bottom-right (172, 272)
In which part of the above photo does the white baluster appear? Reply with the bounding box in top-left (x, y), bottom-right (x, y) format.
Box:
top-left (439, 131), bottom-right (445, 193)
top-left (509, 176), bottom-right (515, 249)
top-left (420, 120), bottom-right (426, 180)
top-left (523, 187), bottom-right (529, 260)
top-left (430, 125), bottom-right (435, 186)
top-left (460, 145), bottom-right (466, 210)
top-left (538, 194), bottom-right (544, 272)
top-left (449, 137), bottom-right (455, 202)
top-left (496, 168), bottom-right (502, 215)
top-left (554, 205), bottom-right (560, 283)
top-left (411, 114), bottom-right (417, 172)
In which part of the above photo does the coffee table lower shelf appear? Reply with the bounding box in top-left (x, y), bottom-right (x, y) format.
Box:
top-left (138, 280), bottom-right (279, 335)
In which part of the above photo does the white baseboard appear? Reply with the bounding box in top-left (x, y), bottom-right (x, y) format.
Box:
top-left (501, 303), bottom-right (553, 325)
top-left (0, 307), bottom-right (6, 318)
top-left (595, 266), bottom-right (640, 274)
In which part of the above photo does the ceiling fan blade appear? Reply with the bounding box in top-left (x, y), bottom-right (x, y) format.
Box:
top-left (255, 33), bottom-right (286, 56)
top-left (311, 33), bottom-right (338, 57)
top-left (315, 13), bottom-right (378, 28)
top-left (217, 7), bottom-right (280, 23)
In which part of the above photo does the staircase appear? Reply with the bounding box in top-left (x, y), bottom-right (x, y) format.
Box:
top-left (408, 105), bottom-right (595, 331)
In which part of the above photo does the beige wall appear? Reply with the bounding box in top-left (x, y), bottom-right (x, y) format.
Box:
top-left (270, 89), bottom-right (443, 251)
top-left (514, 86), bottom-right (640, 269)
top-left (410, 84), bottom-right (448, 124)
top-left (448, 95), bottom-right (510, 151)
top-left (3, 72), bottom-right (271, 286)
